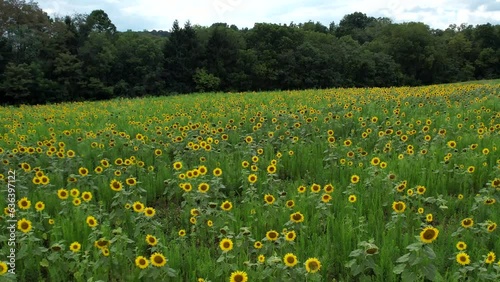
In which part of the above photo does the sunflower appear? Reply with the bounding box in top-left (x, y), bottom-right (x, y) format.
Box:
top-left (321, 194), bottom-right (332, 203)
top-left (57, 189), bottom-right (69, 200)
top-left (461, 218), bottom-right (474, 228)
top-left (266, 230), bottom-right (279, 241)
top-left (370, 157), bottom-right (381, 166)
top-left (20, 162), bottom-right (31, 172)
top-left (447, 140), bottom-right (457, 148)
top-left (40, 175), bottom-right (50, 185)
top-left (392, 201), bottom-right (406, 213)
top-left (484, 198), bottom-right (496, 205)
top-left (290, 212), bottom-right (305, 223)
top-left (18, 197), bottom-right (31, 210)
top-left (487, 222), bottom-right (497, 232)
top-left (245, 136), bottom-right (253, 143)
top-left (254, 241), bottom-right (263, 249)
top-left (198, 183), bottom-right (210, 193)
top-left (416, 186), bottom-right (426, 195)
top-left (420, 226), bottom-right (439, 243)
top-left (198, 165), bottom-right (207, 175)
top-left (485, 251), bottom-right (496, 264)
top-left (181, 182), bottom-right (192, 192)
top-left (72, 198), bottom-right (81, 206)
top-left (17, 218), bottom-right (32, 233)
top-left (132, 201), bottom-right (145, 212)
top-left (266, 165), bottom-right (276, 174)
top-left (305, 258), bottom-right (321, 273)
top-left (135, 256), bottom-right (149, 269)
top-left (81, 192), bottom-right (92, 202)
top-left (456, 252), bottom-right (470, 265)
top-left (258, 254), bottom-right (265, 263)
top-left (94, 238), bottom-right (110, 249)
top-left (78, 167), bottom-right (89, 177)
top-left (348, 195), bottom-right (357, 203)
top-left (190, 217), bottom-right (197, 224)
top-left (86, 216), bottom-right (98, 228)
top-left (283, 253), bottom-right (298, 267)
top-left (221, 200), bottom-right (233, 211)
top-left (144, 207), bottom-right (156, 218)
top-left (456, 241), bottom-right (467, 251)
top-left (297, 185), bottom-right (306, 193)
top-left (491, 178), bottom-right (500, 188)
top-left (229, 271), bottom-right (248, 282)
top-left (125, 177), bottom-right (137, 186)
top-left (178, 229), bottom-right (186, 237)
top-left (458, 194), bottom-right (464, 200)
top-left (150, 253), bottom-right (167, 267)
top-left (426, 214), bottom-right (433, 222)
top-left (219, 238), bottom-right (233, 252)
top-left (285, 231), bottom-right (296, 241)
top-left (109, 179), bottom-right (123, 192)
top-left (285, 200), bottom-right (295, 208)
top-left (92, 165), bottom-right (103, 174)
top-left (100, 159), bottom-right (110, 167)
top-left (0, 261), bottom-right (8, 275)
top-left (146, 234), bottom-right (158, 246)
top-left (248, 174), bottom-right (257, 184)
top-left (310, 183), bottom-right (321, 193)
top-left (173, 161), bottom-right (183, 171)
top-left (323, 184), bottom-right (334, 193)
top-left (70, 188), bottom-right (80, 198)
top-left (264, 194), bottom-right (275, 204)
top-left (70, 242), bottom-right (81, 252)
top-left (350, 175), bottom-right (360, 184)
top-left (213, 168), bottom-right (222, 177)
top-left (101, 248), bottom-right (110, 256)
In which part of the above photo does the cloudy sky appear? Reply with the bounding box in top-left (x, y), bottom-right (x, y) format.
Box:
top-left (37, 0), bottom-right (500, 31)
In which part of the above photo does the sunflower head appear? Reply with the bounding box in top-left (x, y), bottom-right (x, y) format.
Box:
top-left (420, 226), bottom-right (439, 244)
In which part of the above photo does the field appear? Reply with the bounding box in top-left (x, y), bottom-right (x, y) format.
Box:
top-left (0, 83), bottom-right (499, 281)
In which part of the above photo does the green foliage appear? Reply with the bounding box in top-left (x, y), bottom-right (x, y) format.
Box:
top-left (0, 2), bottom-right (499, 105)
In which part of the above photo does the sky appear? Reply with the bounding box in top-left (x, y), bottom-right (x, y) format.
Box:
top-left (37, 0), bottom-right (500, 31)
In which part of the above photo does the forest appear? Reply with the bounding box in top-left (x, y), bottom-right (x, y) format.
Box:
top-left (0, 0), bottom-right (499, 105)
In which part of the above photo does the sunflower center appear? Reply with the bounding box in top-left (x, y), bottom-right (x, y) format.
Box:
top-left (154, 256), bottom-right (164, 264)
top-left (309, 261), bottom-right (319, 270)
top-left (234, 274), bottom-right (244, 282)
top-left (423, 230), bottom-right (435, 240)
top-left (287, 257), bottom-right (295, 263)
top-left (21, 222), bottom-right (29, 229)
top-left (459, 256), bottom-right (466, 262)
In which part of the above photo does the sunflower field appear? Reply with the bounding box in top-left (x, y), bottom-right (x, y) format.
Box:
top-left (0, 83), bottom-right (499, 282)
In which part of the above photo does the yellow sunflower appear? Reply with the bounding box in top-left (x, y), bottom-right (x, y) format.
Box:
top-left (304, 257), bottom-right (321, 273)
top-left (150, 253), bottom-right (167, 267)
top-left (135, 256), bottom-right (149, 269)
top-left (283, 253), bottom-right (298, 267)
top-left (229, 271), bottom-right (248, 282)
top-left (219, 238), bottom-right (233, 252)
top-left (420, 226), bottom-right (439, 244)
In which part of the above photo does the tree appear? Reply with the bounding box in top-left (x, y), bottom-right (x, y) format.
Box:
top-left (163, 20), bottom-right (203, 93)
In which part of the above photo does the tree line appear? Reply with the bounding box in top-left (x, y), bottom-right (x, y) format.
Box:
top-left (1, 0), bottom-right (499, 105)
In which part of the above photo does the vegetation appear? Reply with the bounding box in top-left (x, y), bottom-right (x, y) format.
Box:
top-left (0, 83), bottom-right (499, 281)
top-left (0, 0), bottom-right (499, 105)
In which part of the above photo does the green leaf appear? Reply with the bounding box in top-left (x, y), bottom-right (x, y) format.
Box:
top-left (423, 245), bottom-right (436, 259)
top-left (401, 270), bottom-right (418, 282)
top-left (406, 242), bottom-right (423, 251)
top-left (393, 263), bottom-right (406, 274)
top-left (40, 258), bottom-right (49, 267)
top-left (396, 253), bottom-right (411, 263)
top-left (423, 264), bottom-right (437, 281)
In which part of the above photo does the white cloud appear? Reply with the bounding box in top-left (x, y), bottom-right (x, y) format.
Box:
top-left (36, 0), bottom-right (500, 31)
